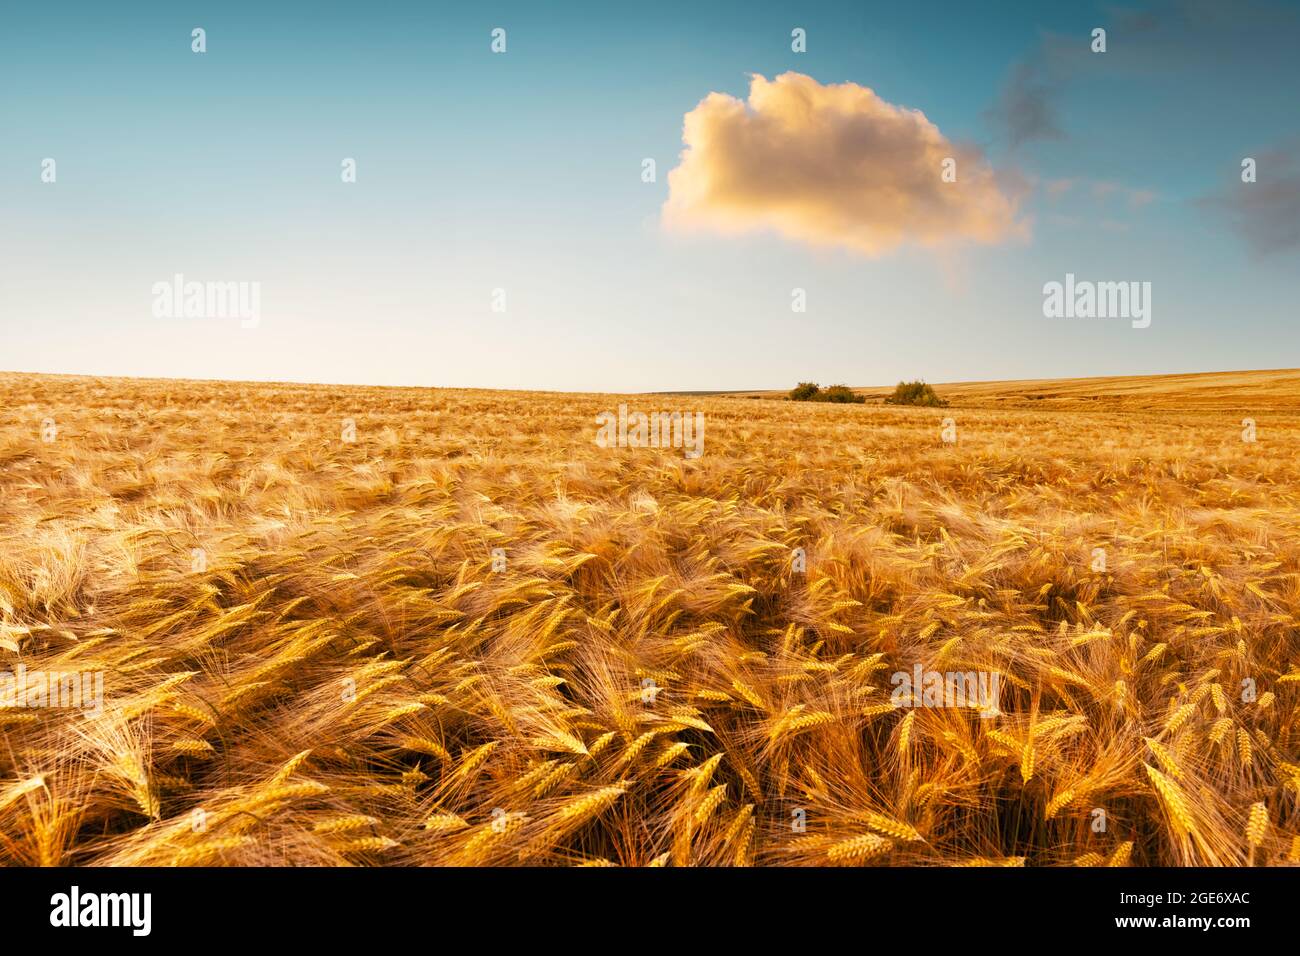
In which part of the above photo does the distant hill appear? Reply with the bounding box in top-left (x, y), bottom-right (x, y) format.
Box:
top-left (656, 369), bottom-right (1300, 411)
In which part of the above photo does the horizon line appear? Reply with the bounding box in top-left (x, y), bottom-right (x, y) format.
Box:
top-left (2, 366), bottom-right (1298, 397)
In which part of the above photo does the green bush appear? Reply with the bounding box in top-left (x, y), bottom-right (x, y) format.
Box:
top-left (787, 382), bottom-right (865, 404)
top-left (884, 380), bottom-right (948, 407)
top-left (818, 384), bottom-right (864, 404)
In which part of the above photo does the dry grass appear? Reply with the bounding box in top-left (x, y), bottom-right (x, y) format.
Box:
top-left (1, 369), bottom-right (1298, 866)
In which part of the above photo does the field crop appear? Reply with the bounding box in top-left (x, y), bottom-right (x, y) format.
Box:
top-left (1, 370), bottom-right (1298, 866)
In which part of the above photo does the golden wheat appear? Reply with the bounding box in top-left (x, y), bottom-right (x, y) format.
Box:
top-left (1, 370), bottom-right (1298, 866)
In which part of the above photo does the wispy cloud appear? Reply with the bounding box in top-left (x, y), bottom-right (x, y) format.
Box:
top-left (1198, 142), bottom-right (1300, 257)
top-left (985, 57), bottom-right (1067, 148)
top-left (986, 0), bottom-right (1300, 148)
top-left (1043, 178), bottom-right (1154, 206)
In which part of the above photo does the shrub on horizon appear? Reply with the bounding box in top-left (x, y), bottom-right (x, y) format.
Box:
top-left (818, 384), bottom-right (865, 404)
top-left (787, 382), bottom-right (866, 404)
top-left (884, 380), bottom-right (949, 407)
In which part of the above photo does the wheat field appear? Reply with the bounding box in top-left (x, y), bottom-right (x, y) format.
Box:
top-left (1, 370), bottom-right (1298, 867)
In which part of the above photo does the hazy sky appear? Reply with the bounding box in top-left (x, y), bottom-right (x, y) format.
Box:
top-left (3, 0), bottom-right (1298, 392)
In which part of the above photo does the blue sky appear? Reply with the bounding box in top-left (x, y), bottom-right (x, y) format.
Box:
top-left (2, 0), bottom-right (1297, 391)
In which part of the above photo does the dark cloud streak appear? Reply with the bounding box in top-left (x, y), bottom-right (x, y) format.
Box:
top-left (1198, 145), bottom-right (1300, 257)
top-left (985, 58), bottom-right (1066, 148)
